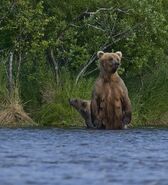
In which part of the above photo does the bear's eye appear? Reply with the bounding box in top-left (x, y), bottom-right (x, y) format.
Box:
top-left (117, 57), bottom-right (120, 62)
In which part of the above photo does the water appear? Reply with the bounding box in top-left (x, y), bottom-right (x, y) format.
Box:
top-left (0, 128), bottom-right (168, 185)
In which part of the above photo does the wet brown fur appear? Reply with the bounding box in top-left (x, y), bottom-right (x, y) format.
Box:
top-left (91, 51), bottom-right (132, 129)
top-left (69, 99), bottom-right (95, 128)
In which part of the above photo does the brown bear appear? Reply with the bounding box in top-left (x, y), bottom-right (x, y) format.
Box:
top-left (91, 50), bottom-right (132, 129)
top-left (69, 99), bottom-right (96, 128)
top-left (69, 98), bottom-right (128, 129)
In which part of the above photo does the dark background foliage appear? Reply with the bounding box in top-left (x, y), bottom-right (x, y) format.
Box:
top-left (0, 0), bottom-right (168, 126)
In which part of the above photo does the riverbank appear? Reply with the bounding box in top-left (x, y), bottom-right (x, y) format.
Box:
top-left (0, 1), bottom-right (167, 129)
top-left (0, 64), bottom-right (168, 128)
top-left (36, 64), bottom-right (168, 128)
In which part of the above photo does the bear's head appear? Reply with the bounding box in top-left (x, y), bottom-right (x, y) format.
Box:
top-left (69, 98), bottom-right (93, 128)
top-left (69, 99), bottom-right (91, 121)
top-left (97, 51), bottom-right (122, 74)
top-left (69, 98), bottom-right (89, 112)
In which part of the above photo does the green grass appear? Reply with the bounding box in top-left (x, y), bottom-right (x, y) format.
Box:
top-left (0, 63), bottom-right (35, 127)
top-left (128, 63), bottom-right (168, 127)
top-left (0, 62), bottom-right (8, 105)
top-left (37, 63), bottom-right (168, 128)
top-left (37, 71), bottom-right (94, 127)
top-left (0, 61), bottom-right (168, 128)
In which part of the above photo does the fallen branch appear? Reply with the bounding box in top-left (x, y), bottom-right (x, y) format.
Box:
top-left (86, 24), bottom-right (105, 32)
top-left (75, 23), bottom-right (142, 84)
top-left (75, 42), bottom-right (113, 84)
top-left (83, 67), bottom-right (99, 77)
top-left (74, 7), bottom-right (131, 21)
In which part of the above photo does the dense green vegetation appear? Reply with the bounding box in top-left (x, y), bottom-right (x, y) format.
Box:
top-left (0, 0), bottom-right (168, 127)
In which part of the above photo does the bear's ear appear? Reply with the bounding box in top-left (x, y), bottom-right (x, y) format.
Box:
top-left (115, 51), bottom-right (122, 59)
top-left (97, 51), bottom-right (104, 59)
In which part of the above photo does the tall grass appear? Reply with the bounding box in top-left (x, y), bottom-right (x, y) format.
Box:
top-left (0, 63), bottom-right (35, 127)
top-left (38, 63), bottom-right (168, 128)
top-left (129, 62), bottom-right (168, 127)
top-left (38, 71), bottom-right (94, 127)
top-left (1, 61), bottom-right (168, 128)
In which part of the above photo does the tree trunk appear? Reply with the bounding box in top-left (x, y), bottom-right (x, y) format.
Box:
top-left (16, 51), bottom-right (22, 88)
top-left (46, 48), bottom-right (59, 85)
top-left (8, 52), bottom-right (14, 96)
top-left (50, 49), bottom-right (59, 85)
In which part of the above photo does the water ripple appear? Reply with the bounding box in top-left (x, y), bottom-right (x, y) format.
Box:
top-left (0, 128), bottom-right (168, 185)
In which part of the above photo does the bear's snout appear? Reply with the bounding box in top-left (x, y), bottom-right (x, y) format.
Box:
top-left (69, 99), bottom-right (73, 106)
top-left (69, 99), bottom-right (78, 106)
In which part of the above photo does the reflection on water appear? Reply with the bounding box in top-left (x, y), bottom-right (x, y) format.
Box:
top-left (0, 128), bottom-right (168, 185)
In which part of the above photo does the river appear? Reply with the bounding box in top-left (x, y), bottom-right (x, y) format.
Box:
top-left (0, 128), bottom-right (168, 185)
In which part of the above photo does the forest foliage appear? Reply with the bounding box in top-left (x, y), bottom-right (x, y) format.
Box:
top-left (0, 0), bottom-right (168, 127)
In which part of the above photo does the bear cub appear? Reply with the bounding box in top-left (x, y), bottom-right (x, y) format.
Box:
top-left (69, 99), bottom-right (95, 128)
